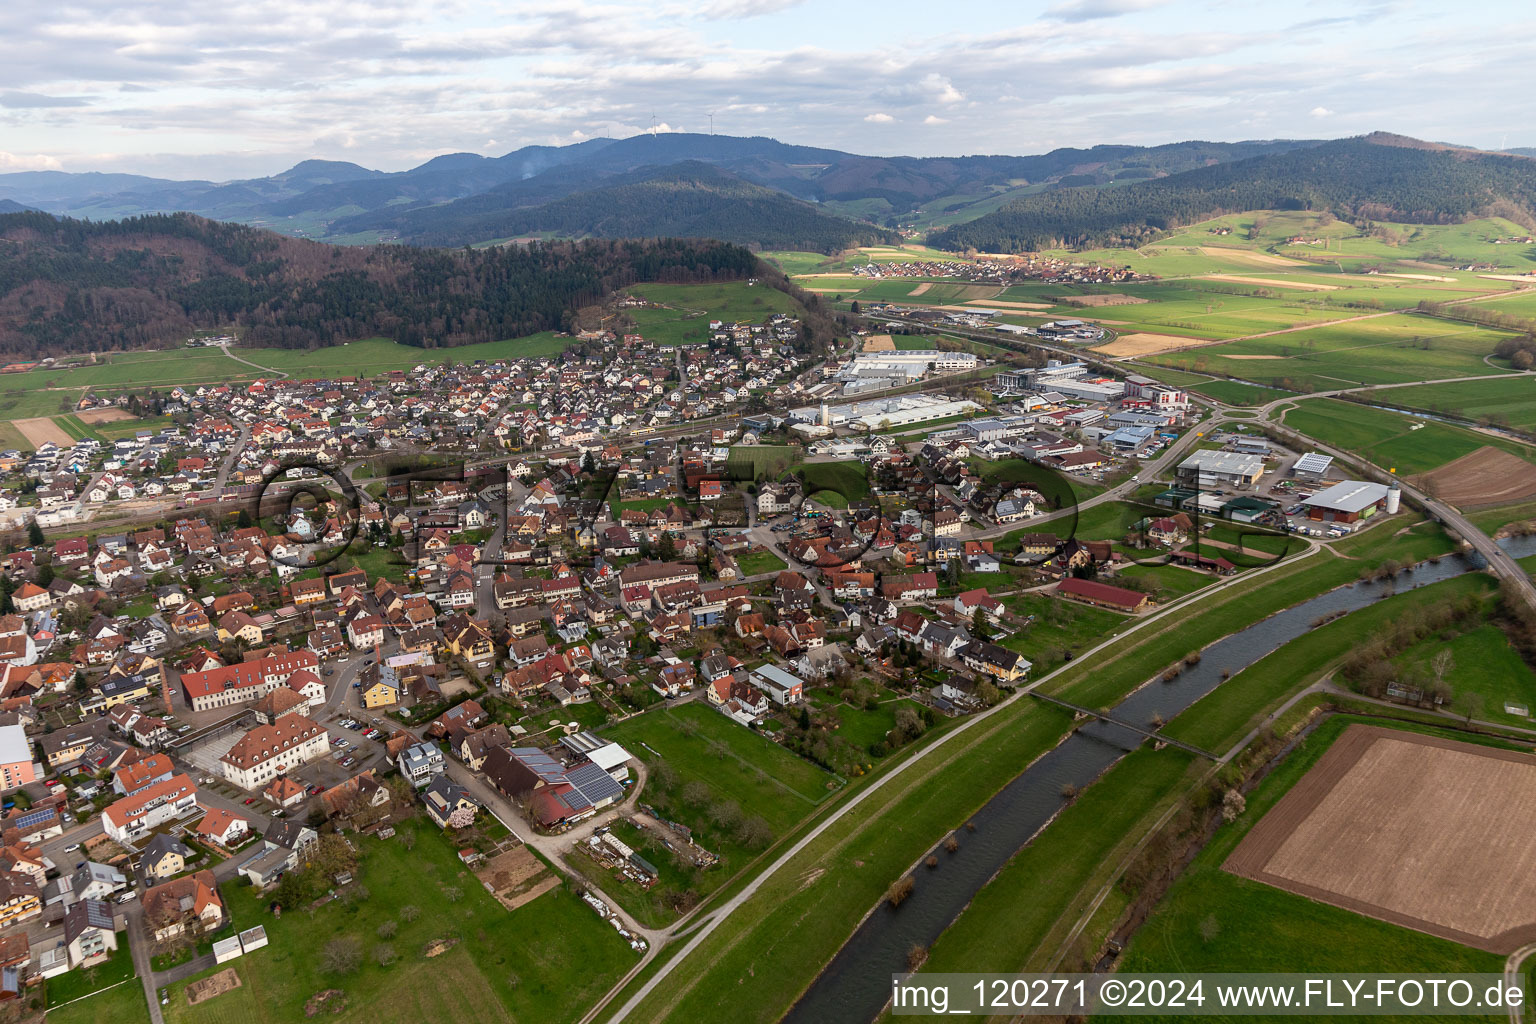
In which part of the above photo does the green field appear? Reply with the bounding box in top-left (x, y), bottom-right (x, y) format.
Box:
top-left (0, 334), bottom-right (577, 424)
top-left (1372, 374), bottom-right (1536, 431)
top-left (606, 702), bottom-right (838, 837)
top-left (917, 746), bottom-right (1196, 975)
top-left (1119, 717), bottom-right (1504, 999)
top-left (46, 981), bottom-right (152, 1024)
top-left (799, 461), bottom-right (871, 506)
top-left (1116, 563), bottom-right (1216, 600)
top-left (736, 549), bottom-right (787, 576)
top-left (164, 819), bottom-right (634, 1024)
top-left (726, 445), bottom-right (802, 484)
top-left (625, 282), bottom-right (801, 347)
top-left (1392, 623), bottom-right (1536, 729)
top-left (1163, 573), bottom-right (1496, 755)
top-left (999, 592), bottom-right (1129, 673)
top-left (1148, 313), bottom-right (1520, 392)
top-left (1190, 379), bottom-right (1295, 406)
top-left (619, 703), bottom-right (1076, 1024)
top-left (1282, 397), bottom-right (1536, 476)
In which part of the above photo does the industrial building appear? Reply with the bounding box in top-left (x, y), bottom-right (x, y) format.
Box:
top-left (791, 393), bottom-right (980, 432)
top-left (1175, 450), bottom-right (1266, 490)
top-left (1291, 452), bottom-right (1335, 482)
top-left (1299, 480), bottom-right (1400, 523)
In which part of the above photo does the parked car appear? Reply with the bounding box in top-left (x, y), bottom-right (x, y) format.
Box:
top-left (63, 844), bottom-right (80, 853)
top-left (116, 891), bottom-right (137, 904)
top-left (243, 797), bottom-right (255, 805)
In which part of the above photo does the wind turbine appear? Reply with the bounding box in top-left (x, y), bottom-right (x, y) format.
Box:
top-left (650, 111), bottom-right (659, 138)
top-left (707, 111), bottom-right (715, 135)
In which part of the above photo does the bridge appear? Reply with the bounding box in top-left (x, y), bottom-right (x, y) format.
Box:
top-left (1030, 692), bottom-right (1219, 760)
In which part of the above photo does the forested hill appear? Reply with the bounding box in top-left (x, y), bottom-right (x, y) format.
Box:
top-left (340, 163), bottom-right (900, 252)
top-left (0, 212), bottom-right (758, 357)
top-left (931, 136), bottom-right (1536, 252)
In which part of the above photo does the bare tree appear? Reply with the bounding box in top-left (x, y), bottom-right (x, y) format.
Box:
top-left (321, 936), bottom-right (362, 975)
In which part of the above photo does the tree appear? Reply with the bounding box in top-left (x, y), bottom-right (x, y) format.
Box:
top-left (971, 607), bottom-right (989, 639)
top-left (321, 936), bottom-right (362, 974)
top-left (375, 944), bottom-right (397, 967)
top-left (236, 508), bottom-right (253, 529)
top-left (399, 904), bottom-right (421, 923)
top-left (26, 522), bottom-right (44, 547)
top-left (35, 563), bottom-right (53, 587)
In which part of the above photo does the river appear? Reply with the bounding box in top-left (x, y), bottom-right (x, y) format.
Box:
top-left (783, 536), bottom-right (1536, 1024)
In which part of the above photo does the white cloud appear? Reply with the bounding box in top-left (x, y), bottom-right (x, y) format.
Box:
top-left (923, 115), bottom-right (948, 125)
top-left (0, 151), bottom-right (63, 170)
top-left (1311, 106), bottom-right (1334, 118)
top-left (864, 112), bottom-right (894, 123)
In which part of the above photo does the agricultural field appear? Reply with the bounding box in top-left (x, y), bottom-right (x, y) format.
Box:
top-left (163, 820), bottom-right (636, 1024)
top-left (1372, 374), bottom-right (1536, 431)
top-left (1145, 313), bottom-right (1520, 391)
top-left (1281, 397), bottom-right (1536, 477)
top-left (1119, 717), bottom-right (1506, 985)
top-left (1227, 724), bottom-right (1536, 953)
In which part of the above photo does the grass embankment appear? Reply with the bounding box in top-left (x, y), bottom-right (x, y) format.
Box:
top-left (1163, 573), bottom-right (1496, 754)
top-left (610, 705), bottom-right (1076, 1024)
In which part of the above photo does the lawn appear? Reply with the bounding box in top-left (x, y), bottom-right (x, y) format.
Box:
top-left (1116, 563), bottom-right (1215, 601)
top-left (606, 703), bottom-right (837, 835)
top-left (998, 592), bottom-right (1129, 673)
top-left (597, 702), bottom-right (840, 926)
top-left (45, 980), bottom-right (152, 1024)
top-left (1391, 623), bottom-right (1536, 729)
top-left (618, 703), bottom-right (1076, 1024)
top-left (1190, 379), bottom-right (1295, 406)
top-left (726, 446), bottom-right (801, 484)
top-left (799, 461), bottom-right (871, 506)
top-left (163, 818), bottom-right (635, 1024)
top-left (736, 549), bottom-right (787, 576)
top-left (1118, 717), bottom-right (1505, 991)
top-left (1282, 397), bottom-right (1536, 476)
top-left (46, 938), bottom-right (137, 1005)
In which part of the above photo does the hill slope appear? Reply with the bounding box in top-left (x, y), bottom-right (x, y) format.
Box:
top-left (339, 162), bottom-right (900, 251)
top-left (0, 134), bottom-right (1321, 241)
top-left (930, 136), bottom-right (1536, 252)
top-left (0, 212), bottom-right (760, 358)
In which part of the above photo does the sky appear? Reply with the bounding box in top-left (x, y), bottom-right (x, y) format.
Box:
top-left (2, 0), bottom-right (1535, 180)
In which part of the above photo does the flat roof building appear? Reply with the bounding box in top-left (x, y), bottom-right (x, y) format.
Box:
top-left (1300, 480), bottom-right (1393, 523)
top-left (1175, 450), bottom-right (1265, 490)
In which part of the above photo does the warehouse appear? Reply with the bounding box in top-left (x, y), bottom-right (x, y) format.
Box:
top-left (1175, 450), bottom-right (1265, 490)
top-left (1291, 452), bottom-right (1335, 482)
top-left (1299, 480), bottom-right (1398, 523)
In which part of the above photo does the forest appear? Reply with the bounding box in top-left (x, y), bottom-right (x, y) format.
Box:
top-left (369, 163), bottom-right (901, 252)
top-left (931, 136), bottom-right (1536, 252)
top-left (0, 212), bottom-right (761, 356)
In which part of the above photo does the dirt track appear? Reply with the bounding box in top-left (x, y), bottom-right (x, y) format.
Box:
top-left (1226, 725), bottom-right (1536, 953)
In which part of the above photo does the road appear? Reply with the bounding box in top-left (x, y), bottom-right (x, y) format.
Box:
top-left (604, 543), bottom-right (1317, 1022)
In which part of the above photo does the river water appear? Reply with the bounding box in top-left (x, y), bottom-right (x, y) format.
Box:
top-left (783, 536), bottom-right (1536, 1024)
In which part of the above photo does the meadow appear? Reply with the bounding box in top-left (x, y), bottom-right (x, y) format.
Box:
top-left (1280, 397), bottom-right (1536, 475)
top-left (1146, 313), bottom-right (1519, 391)
top-left (625, 281), bottom-right (801, 346)
top-left (163, 818), bottom-right (636, 1024)
top-left (1371, 374), bottom-right (1536, 431)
